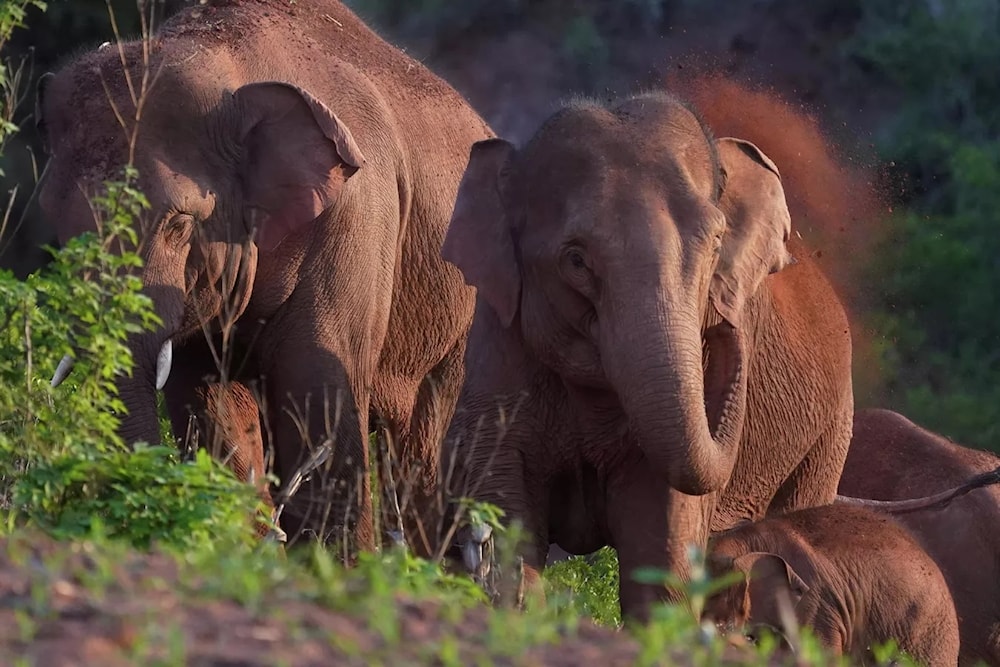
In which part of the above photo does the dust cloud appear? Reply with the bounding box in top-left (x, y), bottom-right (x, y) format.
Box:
top-left (668, 69), bottom-right (896, 402)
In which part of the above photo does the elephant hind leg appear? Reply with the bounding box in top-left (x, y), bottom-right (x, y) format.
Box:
top-left (766, 408), bottom-right (852, 516)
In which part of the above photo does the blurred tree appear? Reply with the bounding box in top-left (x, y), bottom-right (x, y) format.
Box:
top-left (848, 0), bottom-right (1000, 449)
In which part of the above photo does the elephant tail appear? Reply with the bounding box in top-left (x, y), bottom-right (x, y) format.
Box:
top-left (834, 465), bottom-right (1000, 514)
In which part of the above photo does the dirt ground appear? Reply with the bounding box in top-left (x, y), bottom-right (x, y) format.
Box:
top-left (0, 533), bottom-right (788, 666)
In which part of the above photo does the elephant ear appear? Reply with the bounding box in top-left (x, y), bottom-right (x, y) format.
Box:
top-left (441, 138), bottom-right (521, 328)
top-left (233, 81), bottom-right (367, 252)
top-left (710, 138), bottom-right (796, 327)
top-left (734, 551), bottom-right (810, 625)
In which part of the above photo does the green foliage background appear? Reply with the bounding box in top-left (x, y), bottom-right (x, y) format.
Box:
top-left (846, 0), bottom-right (1000, 448)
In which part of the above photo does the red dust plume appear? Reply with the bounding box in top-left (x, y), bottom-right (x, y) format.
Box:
top-left (668, 70), bottom-right (894, 402)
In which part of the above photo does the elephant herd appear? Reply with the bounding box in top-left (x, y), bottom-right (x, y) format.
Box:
top-left (33, 1), bottom-right (1000, 665)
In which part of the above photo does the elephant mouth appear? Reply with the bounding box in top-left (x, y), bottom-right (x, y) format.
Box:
top-left (702, 322), bottom-right (743, 441)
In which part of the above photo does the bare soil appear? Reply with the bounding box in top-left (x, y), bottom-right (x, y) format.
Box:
top-left (0, 533), bottom-right (783, 666)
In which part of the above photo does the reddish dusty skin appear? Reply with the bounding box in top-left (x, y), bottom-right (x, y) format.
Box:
top-left (440, 91), bottom-right (854, 622)
top-left (839, 408), bottom-right (1000, 667)
top-left (705, 504), bottom-right (961, 667)
top-left (196, 381), bottom-right (277, 541)
top-left (36, 0), bottom-right (494, 555)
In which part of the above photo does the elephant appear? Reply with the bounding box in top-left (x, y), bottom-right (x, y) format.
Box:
top-left (194, 380), bottom-right (285, 542)
top-left (438, 91), bottom-right (856, 621)
top-left (36, 0), bottom-right (493, 555)
top-left (703, 504), bottom-right (961, 667)
top-left (839, 408), bottom-right (1000, 666)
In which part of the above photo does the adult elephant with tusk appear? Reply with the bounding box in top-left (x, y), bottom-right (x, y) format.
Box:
top-left (37, 0), bottom-right (492, 555)
top-left (438, 92), bottom-right (855, 621)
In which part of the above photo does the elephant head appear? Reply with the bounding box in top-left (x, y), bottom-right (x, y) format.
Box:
top-left (441, 93), bottom-right (794, 496)
top-left (36, 43), bottom-right (365, 445)
top-left (704, 550), bottom-right (810, 640)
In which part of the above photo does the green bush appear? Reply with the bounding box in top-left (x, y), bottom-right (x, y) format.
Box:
top-left (14, 445), bottom-right (258, 549)
top-left (0, 167), bottom-right (263, 550)
top-left (544, 547), bottom-right (622, 626)
top-left (849, 0), bottom-right (1000, 449)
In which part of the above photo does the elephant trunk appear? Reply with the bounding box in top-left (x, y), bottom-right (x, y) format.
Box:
top-left (116, 375), bottom-right (162, 446)
top-left (606, 298), bottom-right (747, 497)
top-left (116, 282), bottom-right (183, 447)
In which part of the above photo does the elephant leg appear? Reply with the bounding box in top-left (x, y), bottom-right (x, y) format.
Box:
top-left (767, 409), bottom-right (852, 515)
top-left (606, 453), bottom-right (716, 624)
top-left (811, 609), bottom-right (847, 657)
top-left (463, 446), bottom-right (548, 607)
top-left (265, 343), bottom-right (375, 556)
top-left (372, 337), bottom-right (468, 558)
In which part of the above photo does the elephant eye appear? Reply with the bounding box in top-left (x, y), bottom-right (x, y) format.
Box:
top-left (569, 250), bottom-right (586, 269)
top-left (163, 213), bottom-right (195, 246)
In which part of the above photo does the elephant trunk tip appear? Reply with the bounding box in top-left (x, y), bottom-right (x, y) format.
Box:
top-left (629, 319), bottom-right (746, 498)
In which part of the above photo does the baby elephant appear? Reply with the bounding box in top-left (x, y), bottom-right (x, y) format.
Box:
top-left (704, 505), bottom-right (959, 667)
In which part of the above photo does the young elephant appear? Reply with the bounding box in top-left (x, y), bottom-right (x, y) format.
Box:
top-left (839, 408), bottom-right (1000, 666)
top-left (705, 505), bottom-right (960, 667)
top-left (195, 381), bottom-right (283, 542)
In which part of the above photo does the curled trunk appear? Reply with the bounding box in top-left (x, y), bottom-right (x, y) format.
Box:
top-left (607, 304), bottom-right (748, 496)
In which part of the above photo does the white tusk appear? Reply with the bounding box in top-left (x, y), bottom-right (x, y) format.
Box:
top-left (154, 339), bottom-right (173, 391)
top-left (265, 525), bottom-right (288, 544)
top-left (50, 354), bottom-right (75, 388)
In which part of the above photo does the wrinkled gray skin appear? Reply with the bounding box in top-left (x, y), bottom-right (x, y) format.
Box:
top-left (439, 92), bottom-right (856, 621)
top-left (36, 0), bottom-right (492, 553)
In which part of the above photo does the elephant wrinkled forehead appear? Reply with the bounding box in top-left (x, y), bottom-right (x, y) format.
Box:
top-left (516, 95), bottom-right (719, 229)
top-left (43, 38), bottom-right (234, 166)
top-left (40, 41), bottom-right (230, 237)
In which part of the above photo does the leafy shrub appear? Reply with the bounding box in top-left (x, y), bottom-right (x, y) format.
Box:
top-left (544, 547), bottom-right (621, 626)
top-left (0, 168), bottom-right (262, 550)
top-left (14, 446), bottom-right (258, 549)
top-left (849, 0), bottom-right (1000, 448)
